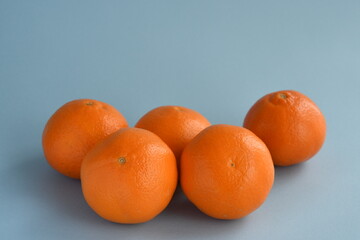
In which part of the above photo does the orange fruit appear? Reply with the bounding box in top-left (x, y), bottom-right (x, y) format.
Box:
top-left (81, 127), bottom-right (178, 224)
top-left (42, 99), bottom-right (128, 179)
top-left (181, 124), bottom-right (274, 220)
top-left (243, 90), bottom-right (326, 166)
top-left (135, 105), bottom-right (211, 165)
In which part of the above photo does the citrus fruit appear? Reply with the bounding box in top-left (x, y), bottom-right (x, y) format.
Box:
top-left (81, 128), bottom-right (177, 224)
top-left (135, 105), bottom-right (211, 165)
top-left (243, 90), bottom-right (326, 166)
top-left (181, 124), bottom-right (274, 220)
top-left (42, 99), bottom-right (128, 179)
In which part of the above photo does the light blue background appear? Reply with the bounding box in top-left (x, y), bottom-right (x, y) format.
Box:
top-left (1, 1), bottom-right (359, 239)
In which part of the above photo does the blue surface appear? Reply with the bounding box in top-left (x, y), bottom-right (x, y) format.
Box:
top-left (1, 1), bottom-right (360, 239)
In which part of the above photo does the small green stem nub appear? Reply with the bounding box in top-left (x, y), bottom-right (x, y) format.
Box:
top-left (118, 157), bottom-right (126, 164)
top-left (279, 93), bottom-right (287, 99)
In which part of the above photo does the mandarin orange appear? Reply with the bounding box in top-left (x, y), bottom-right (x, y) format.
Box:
top-left (243, 90), bottom-right (326, 166)
top-left (181, 124), bottom-right (274, 219)
top-left (81, 128), bottom-right (178, 224)
top-left (135, 105), bottom-right (210, 166)
top-left (42, 99), bottom-right (128, 178)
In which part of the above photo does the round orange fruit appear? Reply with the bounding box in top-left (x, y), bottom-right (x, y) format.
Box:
top-left (243, 90), bottom-right (326, 166)
top-left (42, 99), bottom-right (128, 179)
top-left (135, 105), bottom-right (211, 165)
top-left (181, 124), bottom-right (274, 220)
top-left (81, 127), bottom-right (178, 224)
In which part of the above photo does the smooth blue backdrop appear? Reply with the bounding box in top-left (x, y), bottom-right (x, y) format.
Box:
top-left (1, 1), bottom-right (359, 239)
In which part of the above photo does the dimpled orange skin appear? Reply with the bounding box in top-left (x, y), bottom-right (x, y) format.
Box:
top-left (243, 90), bottom-right (326, 166)
top-left (135, 106), bottom-right (211, 164)
top-left (81, 128), bottom-right (178, 224)
top-left (181, 124), bottom-right (274, 220)
top-left (42, 99), bottom-right (128, 179)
